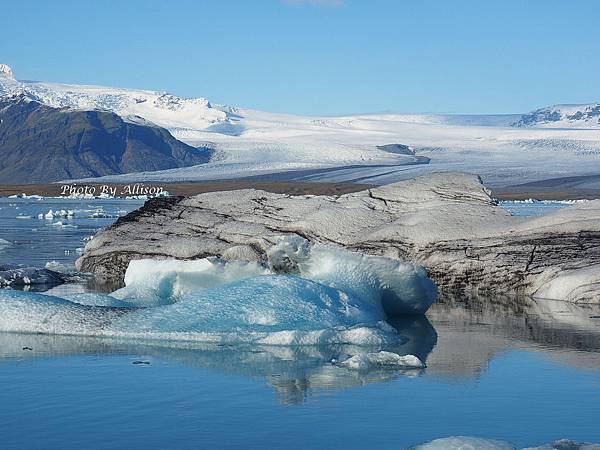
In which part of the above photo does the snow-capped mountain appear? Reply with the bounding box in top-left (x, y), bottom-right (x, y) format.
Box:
top-left (0, 64), bottom-right (230, 134)
top-left (513, 103), bottom-right (600, 128)
top-left (0, 94), bottom-right (211, 183)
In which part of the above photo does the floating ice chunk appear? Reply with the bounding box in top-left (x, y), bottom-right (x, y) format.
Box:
top-left (108, 275), bottom-right (401, 345)
top-left (412, 436), bottom-right (515, 450)
top-left (268, 236), bottom-right (437, 315)
top-left (122, 237), bottom-right (437, 314)
top-left (42, 209), bottom-right (75, 218)
top-left (0, 264), bottom-right (65, 287)
top-left (0, 290), bottom-right (128, 335)
top-left (47, 221), bottom-right (78, 229)
top-left (339, 351), bottom-right (424, 370)
top-left (16, 214), bottom-right (33, 219)
top-left (0, 277), bottom-right (402, 346)
top-left (0, 238), bottom-right (11, 249)
top-left (44, 261), bottom-right (77, 274)
top-left (89, 208), bottom-right (118, 218)
top-left (8, 193), bottom-right (43, 199)
top-left (0, 238), bottom-right (436, 345)
top-left (118, 258), bottom-right (270, 305)
top-left (524, 439), bottom-right (600, 450)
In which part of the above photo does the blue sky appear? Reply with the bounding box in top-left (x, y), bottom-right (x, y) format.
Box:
top-left (2, 0), bottom-right (599, 115)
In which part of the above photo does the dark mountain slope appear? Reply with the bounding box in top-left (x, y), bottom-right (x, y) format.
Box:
top-left (0, 95), bottom-right (211, 183)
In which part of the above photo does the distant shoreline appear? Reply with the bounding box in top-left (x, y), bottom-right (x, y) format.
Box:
top-left (0, 176), bottom-right (599, 201)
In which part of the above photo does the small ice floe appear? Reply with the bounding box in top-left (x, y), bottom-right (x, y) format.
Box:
top-left (0, 263), bottom-right (66, 287)
top-left (43, 261), bottom-right (89, 286)
top-left (16, 214), bottom-right (33, 219)
top-left (39, 209), bottom-right (75, 220)
top-left (66, 193), bottom-right (95, 199)
top-left (412, 437), bottom-right (600, 450)
top-left (0, 238), bottom-right (11, 249)
top-left (507, 198), bottom-right (589, 205)
top-left (91, 209), bottom-right (106, 218)
top-left (47, 221), bottom-right (78, 229)
top-left (8, 193), bottom-right (43, 199)
top-left (45, 261), bottom-right (77, 275)
top-left (523, 439), bottom-right (600, 449)
top-left (126, 195), bottom-right (149, 200)
top-left (411, 436), bottom-right (515, 449)
top-left (339, 351), bottom-right (425, 370)
top-left (89, 208), bottom-right (118, 218)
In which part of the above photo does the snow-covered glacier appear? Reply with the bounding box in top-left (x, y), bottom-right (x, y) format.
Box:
top-left (0, 237), bottom-right (436, 345)
top-left (3, 63), bottom-right (600, 187)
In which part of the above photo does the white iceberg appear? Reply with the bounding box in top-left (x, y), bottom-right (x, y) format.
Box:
top-left (0, 238), bottom-right (436, 345)
top-left (412, 436), bottom-right (515, 450)
top-left (0, 278), bottom-right (401, 346)
top-left (267, 236), bottom-right (438, 315)
top-left (524, 439), bottom-right (600, 450)
top-left (120, 236), bottom-right (437, 314)
top-left (339, 351), bottom-right (424, 370)
top-left (119, 257), bottom-right (268, 304)
top-left (412, 436), bottom-right (600, 450)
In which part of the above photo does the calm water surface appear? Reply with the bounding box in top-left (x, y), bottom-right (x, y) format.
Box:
top-left (0, 197), bottom-right (143, 266)
top-left (0, 198), bottom-right (598, 449)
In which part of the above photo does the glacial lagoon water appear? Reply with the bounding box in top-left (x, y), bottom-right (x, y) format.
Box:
top-left (0, 197), bottom-right (144, 267)
top-left (0, 197), bottom-right (598, 449)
